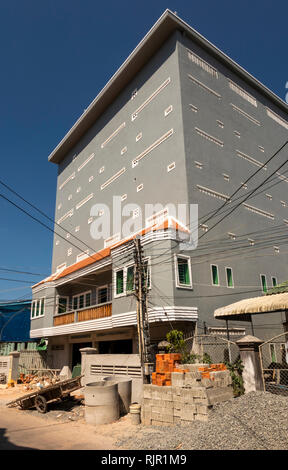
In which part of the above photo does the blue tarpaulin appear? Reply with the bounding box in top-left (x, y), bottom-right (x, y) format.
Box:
top-left (0, 301), bottom-right (32, 342)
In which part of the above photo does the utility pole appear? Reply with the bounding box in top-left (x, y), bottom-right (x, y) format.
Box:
top-left (133, 236), bottom-right (153, 383)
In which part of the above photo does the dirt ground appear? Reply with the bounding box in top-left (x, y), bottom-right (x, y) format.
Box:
top-left (0, 384), bottom-right (139, 450)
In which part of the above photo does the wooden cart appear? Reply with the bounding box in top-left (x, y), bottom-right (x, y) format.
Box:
top-left (7, 375), bottom-right (83, 414)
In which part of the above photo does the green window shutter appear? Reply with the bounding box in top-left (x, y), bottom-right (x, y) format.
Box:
top-left (177, 258), bottom-right (190, 285)
top-left (116, 270), bottom-right (124, 295)
top-left (261, 275), bottom-right (267, 293)
top-left (143, 260), bottom-right (150, 289)
top-left (126, 266), bottom-right (134, 292)
top-left (272, 277), bottom-right (277, 287)
top-left (226, 268), bottom-right (233, 287)
top-left (212, 265), bottom-right (219, 285)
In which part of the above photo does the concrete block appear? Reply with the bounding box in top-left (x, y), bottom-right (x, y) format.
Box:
top-left (196, 404), bottom-right (209, 415)
top-left (210, 371), bottom-right (227, 380)
top-left (143, 388), bottom-right (152, 399)
top-left (206, 386), bottom-right (234, 405)
top-left (151, 420), bottom-right (173, 426)
top-left (194, 397), bottom-right (209, 405)
top-left (182, 363), bottom-right (207, 371)
top-left (184, 371), bottom-right (202, 381)
top-left (184, 378), bottom-right (201, 387)
top-left (201, 378), bottom-right (214, 389)
top-left (180, 406), bottom-right (196, 421)
top-left (143, 398), bottom-right (152, 407)
top-left (151, 410), bottom-right (161, 421)
top-left (195, 414), bottom-right (208, 422)
top-left (160, 413), bottom-right (174, 424)
top-left (151, 386), bottom-right (173, 401)
top-left (182, 403), bottom-right (197, 414)
top-left (180, 390), bottom-right (195, 404)
top-left (173, 407), bottom-right (181, 417)
top-left (171, 372), bottom-right (185, 387)
top-left (172, 394), bottom-right (186, 404)
top-left (181, 387), bottom-right (207, 399)
top-left (151, 409), bottom-right (174, 423)
top-left (151, 399), bottom-right (173, 408)
top-left (142, 417), bottom-right (152, 426)
top-left (151, 406), bottom-right (174, 416)
top-left (142, 407), bottom-right (152, 418)
top-left (172, 386), bottom-right (181, 396)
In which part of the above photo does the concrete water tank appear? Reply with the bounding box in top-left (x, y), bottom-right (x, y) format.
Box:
top-left (84, 381), bottom-right (120, 425)
top-left (103, 376), bottom-right (132, 415)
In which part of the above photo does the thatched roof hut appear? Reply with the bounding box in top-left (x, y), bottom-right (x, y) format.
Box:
top-left (214, 291), bottom-right (288, 321)
top-left (214, 282), bottom-right (288, 337)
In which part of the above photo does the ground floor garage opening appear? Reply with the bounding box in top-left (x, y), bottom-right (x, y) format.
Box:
top-left (72, 342), bottom-right (92, 369)
top-left (98, 339), bottom-right (132, 354)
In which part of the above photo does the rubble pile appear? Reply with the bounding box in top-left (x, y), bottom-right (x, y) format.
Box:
top-left (17, 373), bottom-right (61, 391)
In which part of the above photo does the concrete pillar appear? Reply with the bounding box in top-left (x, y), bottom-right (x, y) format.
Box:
top-left (282, 310), bottom-right (288, 332)
top-left (9, 351), bottom-right (20, 382)
top-left (80, 348), bottom-right (98, 385)
top-left (282, 311), bottom-right (288, 363)
top-left (236, 335), bottom-right (264, 393)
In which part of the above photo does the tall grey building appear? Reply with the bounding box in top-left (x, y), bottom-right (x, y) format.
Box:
top-left (30, 10), bottom-right (288, 371)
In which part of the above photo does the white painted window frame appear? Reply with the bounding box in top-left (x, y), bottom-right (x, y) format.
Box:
top-left (174, 254), bottom-right (193, 290)
top-left (211, 264), bottom-right (220, 287)
top-left (56, 295), bottom-right (70, 315)
top-left (225, 267), bottom-right (234, 288)
top-left (114, 268), bottom-right (126, 298)
top-left (97, 284), bottom-right (109, 305)
top-left (260, 274), bottom-right (267, 293)
top-left (31, 298), bottom-right (45, 320)
top-left (72, 290), bottom-right (92, 311)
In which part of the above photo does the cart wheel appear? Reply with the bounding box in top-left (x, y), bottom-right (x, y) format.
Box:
top-left (35, 395), bottom-right (47, 413)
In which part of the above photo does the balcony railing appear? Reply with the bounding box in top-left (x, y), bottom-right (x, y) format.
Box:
top-left (53, 302), bottom-right (112, 327)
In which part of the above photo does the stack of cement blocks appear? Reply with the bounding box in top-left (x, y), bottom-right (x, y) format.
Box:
top-left (141, 363), bottom-right (234, 426)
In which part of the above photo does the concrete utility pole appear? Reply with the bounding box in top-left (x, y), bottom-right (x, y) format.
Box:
top-left (133, 236), bottom-right (152, 383)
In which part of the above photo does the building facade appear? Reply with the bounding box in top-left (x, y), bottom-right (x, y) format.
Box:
top-left (30, 10), bottom-right (288, 372)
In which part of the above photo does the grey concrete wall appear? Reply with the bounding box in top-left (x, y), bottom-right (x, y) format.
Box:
top-left (51, 31), bottom-right (188, 274)
top-left (31, 285), bottom-right (56, 329)
top-left (81, 352), bottom-right (143, 403)
top-left (176, 33), bottom-right (288, 339)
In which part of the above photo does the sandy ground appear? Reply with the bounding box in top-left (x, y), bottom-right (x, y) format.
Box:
top-left (0, 384), bottom-right (138, 450)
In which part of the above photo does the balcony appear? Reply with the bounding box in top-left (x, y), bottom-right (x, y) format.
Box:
top-left (53, 302), bottom-right (112, 327)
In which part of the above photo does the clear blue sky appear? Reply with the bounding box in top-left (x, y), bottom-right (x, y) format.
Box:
top-left (0, 0), bottom-right (287, 301)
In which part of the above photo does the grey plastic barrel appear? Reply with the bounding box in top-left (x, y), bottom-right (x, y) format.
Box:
top-left (84, 381), bottom-right (119, 425)
top-left (104, 376), bottom-right (132, 415)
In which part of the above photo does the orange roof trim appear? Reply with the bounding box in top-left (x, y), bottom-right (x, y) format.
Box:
top-left (32, 215), bottom-right (189, 288)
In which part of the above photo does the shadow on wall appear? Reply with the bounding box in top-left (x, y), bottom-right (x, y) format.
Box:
top-left (0, 428), bottom-right (38, 451)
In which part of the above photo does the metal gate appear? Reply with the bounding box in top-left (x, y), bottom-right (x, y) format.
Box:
top-left (185, 334), bottom-right (239, 364)
top-left (259, 332), bottom-right (288, 395)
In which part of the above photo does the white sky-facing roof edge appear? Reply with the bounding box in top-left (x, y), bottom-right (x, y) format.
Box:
top-left (48, 9), bottom-right (288, 165)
